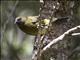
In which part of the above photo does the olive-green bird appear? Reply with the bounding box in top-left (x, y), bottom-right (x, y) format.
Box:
top-left (15, 16), bottom-right (51, 35)
top-left (15, 16), bottom-right (39, 35)
top-left (15, 16), bottom-right (68, 35)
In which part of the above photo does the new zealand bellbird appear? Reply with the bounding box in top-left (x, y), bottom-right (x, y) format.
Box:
top-left (15, 16), bottom-right (38, 35)
top-left (15, 16), bottom-right (50, 35)
top-left (15, 16), bottom-right (68, 35)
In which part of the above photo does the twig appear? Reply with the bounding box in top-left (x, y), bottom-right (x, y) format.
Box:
top-left (72, 33), bottom-right (80, 36)
top-left (43, 25), bottom-right (80, 51)
top-left (1, 1), bottom-right (19, 41)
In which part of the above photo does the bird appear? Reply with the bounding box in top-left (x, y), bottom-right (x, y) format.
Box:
top-left (15, 16), bottom-right (38, 35)
top-left (15, 16), bottom-right (69, 35)
top-left (15, 16), bottom-right (51, 35)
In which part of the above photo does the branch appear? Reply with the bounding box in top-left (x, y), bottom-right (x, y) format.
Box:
top-left (43, 25), bottom-right (80, 51)
top-left (72, 33), bottom-right (80, 36)
top-left (1, 1), bottom-right (19, 40)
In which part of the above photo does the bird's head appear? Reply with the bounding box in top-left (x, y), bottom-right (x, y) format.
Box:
top-left (15, 16), bottom-right (38, 35)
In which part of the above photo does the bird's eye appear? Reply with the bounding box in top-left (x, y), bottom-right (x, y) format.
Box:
top-left (32, 22), bottom-right (36, 24)
top-left (17, 17), bottom-right (22, 22)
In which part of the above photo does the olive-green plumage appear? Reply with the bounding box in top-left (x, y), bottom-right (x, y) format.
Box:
top-left (15, 16), bottom-right (51, 35)
top-left (15, 16), bottom-right (38, 35)
top-left (15, 16), bottom-right (68, 35)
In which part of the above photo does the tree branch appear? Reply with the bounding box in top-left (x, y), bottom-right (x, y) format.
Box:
top-left (43, 25), bottom-right (80, 51)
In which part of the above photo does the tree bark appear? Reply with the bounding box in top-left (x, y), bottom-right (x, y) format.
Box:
top-left (32, 1), bottom-right (80, 60)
